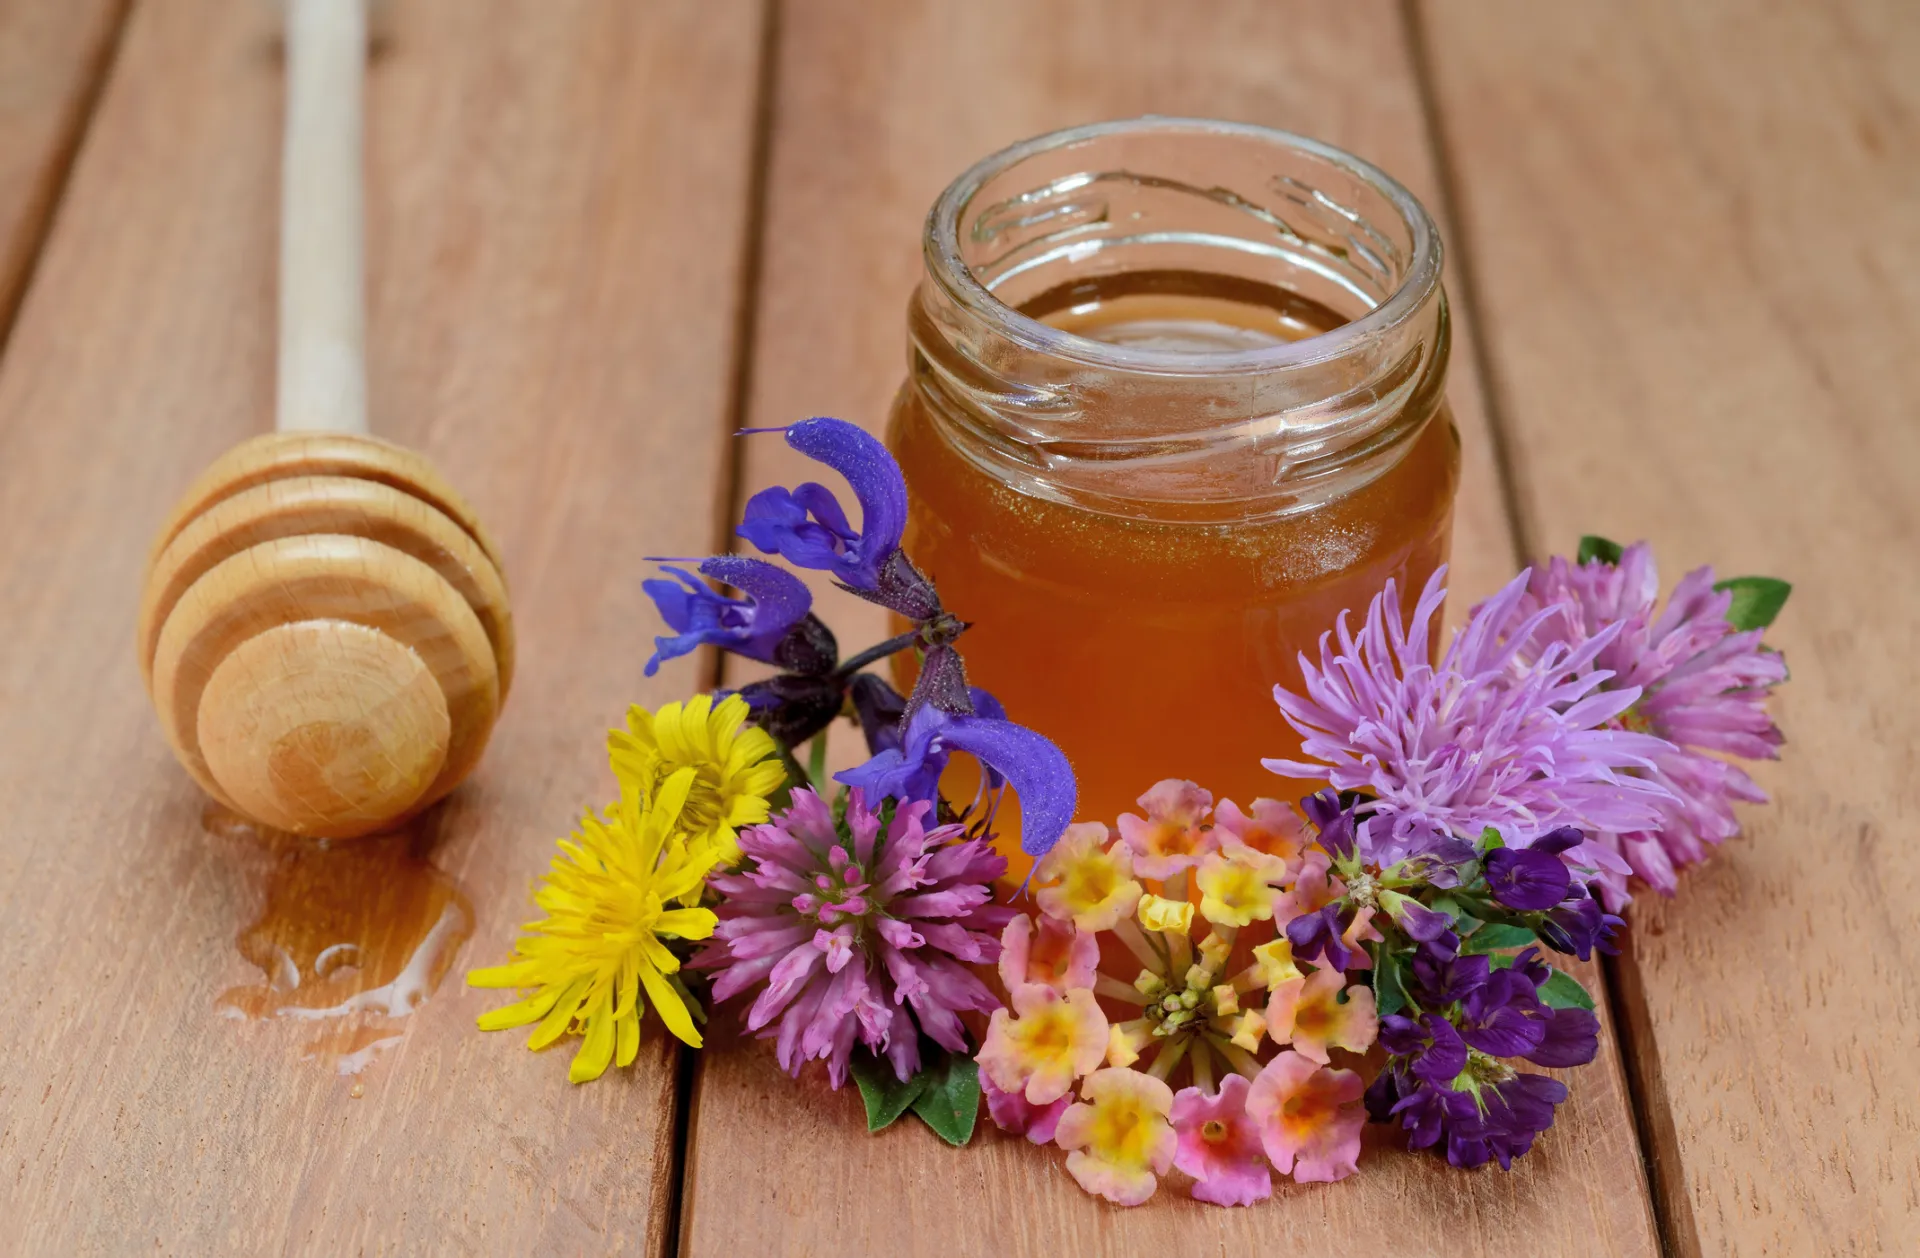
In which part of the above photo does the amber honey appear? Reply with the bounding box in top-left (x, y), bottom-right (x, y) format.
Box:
top-left (891, 119), bottom-right (1457, 881)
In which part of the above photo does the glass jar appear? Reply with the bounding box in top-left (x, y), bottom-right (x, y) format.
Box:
top-left (887, 118), bottom-right (1458, 881)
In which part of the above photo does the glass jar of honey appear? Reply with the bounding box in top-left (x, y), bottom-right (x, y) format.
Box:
top-left (887, 118), bottom-right (1457, 881)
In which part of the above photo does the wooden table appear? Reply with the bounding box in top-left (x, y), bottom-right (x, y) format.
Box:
top-left (0, 2), bottom-right (1911, 1254)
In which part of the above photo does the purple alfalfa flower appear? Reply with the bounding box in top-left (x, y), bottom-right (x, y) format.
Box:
top-left (1443, 1072), bottom-right (1571, 1170)
top-left (736, 418), bottom-right (933, 613)
top-left (1536, 887), bottom-right (1624, 961)
top-left (695, 788), bottom-right (1016, 1087)
top-left (1483, 826), bottom-right (1583, 911)
top-left (1379, 1013), bottom-right (1468, 1084)
top-left (835, 702), bottom-right (1076, 862)
top-left (1300, 790), bottom-right (1360, 864)
top-left (1267, 566), bottom-right (1678, 874)
top-left (1507, 542), bottom-right (1789, 902)
top-left (1285, 903), bottom-right (1356, 970)
top-left (642, 555), bottom-right (818, 677)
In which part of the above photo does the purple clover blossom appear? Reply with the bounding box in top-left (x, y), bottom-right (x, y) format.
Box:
top-left (696, 788), bottom-right (1015, 1087)
top-left (1268, 566), bottom-right (1677, 875)
top-left (835, 702), bottom-right (1077, 860)
top-left (642, 555), bottom-right (814, 677)
top-left (1506, 542), bottom-right (1789, 901)
top-left (737, 418), bottom-right (909, 596)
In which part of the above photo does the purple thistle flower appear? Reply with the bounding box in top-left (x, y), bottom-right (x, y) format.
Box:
top-left (1508, 542), bottom-right (1789, 900)
top-left (1268, 566), bottom-right (1677, 874)
top-left (642, 555), bottom-right (814, 677)
top-left (737, 418), bottom-right (909, 596)
top-left (836, 703), bottom-right (1077, 860)
top-left (696, 788), bottom-right (1016, 1087)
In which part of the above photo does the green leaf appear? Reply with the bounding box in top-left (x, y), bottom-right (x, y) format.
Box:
top-left (910, 1054), bottom-right (982, 1147)
top-left (1478, 826), bottom-right (1505, 852)
top-left (1538, 969), bottom-right (1597, 1011)
top-left (1428, 894), bottom-right (1481, 935)
top-left (851, 1052), bottom-right (928, 1132)
top-left (1714, 576), bottom-right (1792, 632)
top-left (1577, 535), bottom-right (1625, 565)
top-left (1463, 923), bottom-right (1540, 954)
top-left (1373, 945), bottom-right (1410, 1017)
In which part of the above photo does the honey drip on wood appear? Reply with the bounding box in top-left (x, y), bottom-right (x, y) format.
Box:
top-left (206, 803), bottom-right (473, 1077)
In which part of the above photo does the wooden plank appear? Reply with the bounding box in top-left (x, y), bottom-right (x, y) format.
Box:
top-left (683, 3), bottom-right (1657, 1253)
top-left (1416, 2), bottom-right (1920, 1254)
top-left (0, 0), bottom-right (765, 1252)
top-left (0, 0), bottom-right (126, 340)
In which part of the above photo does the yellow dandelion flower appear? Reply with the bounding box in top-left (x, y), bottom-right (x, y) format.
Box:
top-left (469, 766), bottom-right (719, 1083)
top-left (608, 693), bottom-right (785, 871)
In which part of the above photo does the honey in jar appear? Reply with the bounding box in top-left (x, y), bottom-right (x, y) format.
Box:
top-left (886, 120), bottom-right (1458, 882)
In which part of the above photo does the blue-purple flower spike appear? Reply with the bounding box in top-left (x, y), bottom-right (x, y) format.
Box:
top-left (736, 418), bottom-right (908, 593)
top-left (835, 705), bottom-right (1077, 859)
top-left (642, 555), bottom-right (813, 676)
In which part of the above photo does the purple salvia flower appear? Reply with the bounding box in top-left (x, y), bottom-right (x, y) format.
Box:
top-left (836, 704), bottom-right (1076, 860)
top-left (1507, 542), bottom-right (1788, 902)
top-left (642, 555), bottom-right (814, 676)
top-left (696, 788), bottom-right (1015, 1088)
top-left (1268, 566), bottom-right (1677, 871)
top-left (737, 418), bottom-right (909, 595)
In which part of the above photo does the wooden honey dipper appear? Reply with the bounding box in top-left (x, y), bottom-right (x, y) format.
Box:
top-left (138, 0), bottom-right (512, 839)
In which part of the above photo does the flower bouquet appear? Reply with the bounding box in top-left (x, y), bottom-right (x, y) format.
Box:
top-left (470, 416), bottom-right (1789, 1204)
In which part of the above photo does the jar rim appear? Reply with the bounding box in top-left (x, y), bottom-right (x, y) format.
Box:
top-left (924, 116), bottom-right (1443, 377)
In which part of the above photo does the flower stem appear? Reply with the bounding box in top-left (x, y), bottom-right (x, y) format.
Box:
top-left (806, 733), bottom-right (829, 789)
top-left (1147, 1036), bottom-right (1190, 1082)
top-left (1189, 1039), bottom-right (1215, 1094)
top-left (1110, 918), bottom-right (1163, 972)
top-left (832, 630), bottom-right (921, 679)
top-left (1210, 1034), bottom-right (1265, 1081)
top-left (1094, 974), bottom-right (1151, 1005)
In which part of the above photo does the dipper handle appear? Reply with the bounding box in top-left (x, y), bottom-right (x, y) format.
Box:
top-left (278, 0), bottom-right (368, 434)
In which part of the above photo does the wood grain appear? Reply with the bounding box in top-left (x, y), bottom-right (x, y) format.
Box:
top-left (0, 0), bottom-right (765, 1252)
top-left (686, 3), bottom-right (1656, 1254)
top-left (0, 0), bottom-right (126, 341)
top-left (1417, 2), bottom-right (1920, 1254)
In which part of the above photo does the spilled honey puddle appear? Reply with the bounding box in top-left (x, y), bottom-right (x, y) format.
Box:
top-left (207, 804), bottom-right (473, 1076)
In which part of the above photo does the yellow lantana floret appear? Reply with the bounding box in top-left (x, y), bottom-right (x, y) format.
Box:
top-left (979, 983), bottom-right (1110, 1104)
top-left (608, 693), bottom-right (784, 871)
top-left (1054, 1068), bottom-right (1178, 1206)
top-left (1196, 851), bottom-right (1279, 928)
top-left (1034, 823), bottom-right (1142, 931)
top-left (468, 766), bottom-right (719, 1083)
top-left (1136, 893), bottom-right (1194, 936)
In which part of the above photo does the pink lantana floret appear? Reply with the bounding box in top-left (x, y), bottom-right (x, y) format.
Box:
top-left (1170, 1074), bottom-right (1272, 1206)
top-left (981, 1068), bottom-right (1071, 1144)
top-left (1117, 779), bottom-right (1218, 879)
top-left (998, 912), bottom-right (1099, 995)
top-left (978, 983), bottom-right (1108, 1105)
top-left (1268, 966), bottom-right (1378, 1064)
top-left (1246, 1050), bottom-right (1366, 1183)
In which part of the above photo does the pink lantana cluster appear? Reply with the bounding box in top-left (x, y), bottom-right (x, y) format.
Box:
top-left (975, 781), bottom-right (1375, 1206)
